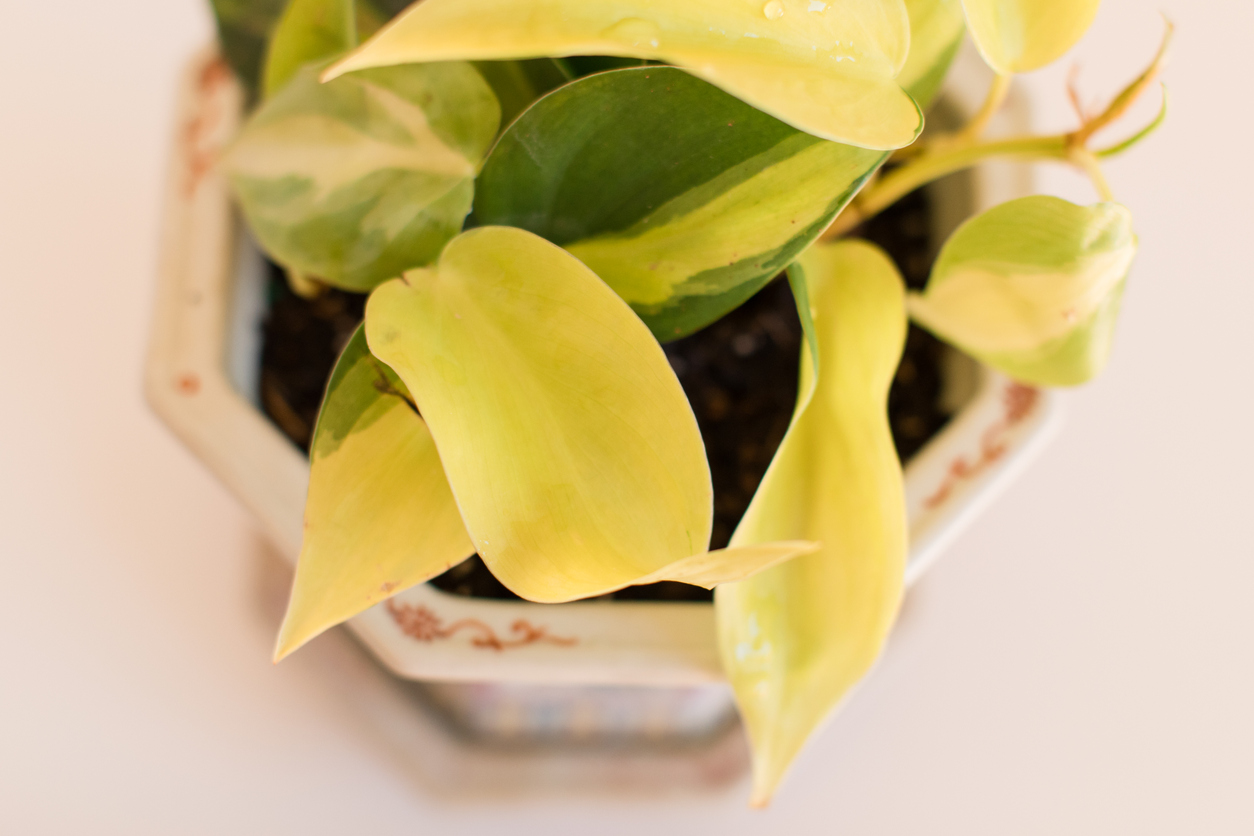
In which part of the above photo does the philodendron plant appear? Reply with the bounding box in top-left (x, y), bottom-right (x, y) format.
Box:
top-left (213, 0), bottom-right (1168, 805)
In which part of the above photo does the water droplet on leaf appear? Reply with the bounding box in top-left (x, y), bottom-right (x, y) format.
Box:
top-left (763, 0), bottom-right (785, 20)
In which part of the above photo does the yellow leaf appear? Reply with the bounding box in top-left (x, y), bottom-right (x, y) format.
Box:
top-left (717, 240), bottom-right (908, 806)
top-left (324, 0), bottom-right (922, 150)
top-left (275, 327), bottom-right (474, 661)
top-left (961, 0), bottom-right (1101, 74)
top-left (365, 227), bottom-right (715, 603)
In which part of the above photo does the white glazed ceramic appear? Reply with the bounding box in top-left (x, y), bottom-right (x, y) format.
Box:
top-left (147, 48), bottom-right (1060, 698)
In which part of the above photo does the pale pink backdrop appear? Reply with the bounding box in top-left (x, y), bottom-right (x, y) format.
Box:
top-left (2, 1), bottom-right (1250, 832)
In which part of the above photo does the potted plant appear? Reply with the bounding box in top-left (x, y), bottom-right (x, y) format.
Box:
top-left (153, 0), bottom-right (1168, 806)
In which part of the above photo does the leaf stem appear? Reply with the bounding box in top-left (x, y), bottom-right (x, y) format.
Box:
top-left (1071, 19), bottom-right (1173, 147)
top-left (1095, 85), bottom-right (1168, 159)
top-left (285, 266), bottom-right (325, 299)
top-left (956, 73), bottom-right (1012, 143)
top-left (1069, 146), bottom-right (1115, 201)
top-left (825, 134), bottom-right (1069, 238)
top-left (826, 19), bottom-right (1173, 237)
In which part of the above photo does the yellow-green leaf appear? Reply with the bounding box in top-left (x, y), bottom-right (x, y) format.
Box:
top-left (907, 195), bottom-right (1136, 386)
top-left (324, 0), bottom-right (923, 150)
top-left (364, 226), bottom-right (715, 603)
top-left (262, 0), bottom-right (356, 99)
top-left (275, 326), bottom-right (474, 661)
top-left (961, 0), bottom-right (1101, 74)
top-left (900, 0), bottom-right (965, 108)
top-left (222, 61), bottom-right (499, 291)
top-left (717, 240), bottom-right (908, 806)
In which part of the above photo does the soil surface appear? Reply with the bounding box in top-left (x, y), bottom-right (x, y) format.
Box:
top-left (258, 185), bottom-right (950, 603)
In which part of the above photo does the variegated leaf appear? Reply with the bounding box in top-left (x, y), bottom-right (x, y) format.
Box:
top-left (908, 196), bottom-right (1136, 386)
top-left (961, 0), bottom-right (1102, 74)
top-left (473, 67), bottom-right (886, 340)
top-left (262, 0), bottom-right (356, 99)
top-left (718, 241), bottom-right (908, 806)
top-left (223, 62), bottom-right (499, 291)
top-left (324, 0), bottom-right (923, 150)
top-left (275, 326), bottom-right (474, 660)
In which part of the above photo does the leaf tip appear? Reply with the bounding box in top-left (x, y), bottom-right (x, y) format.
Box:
top-left (273, 606), bottom-right (322, 664)
top-left (319, 56), bottom-right (352, 83)
top-left (747, 764), bottom-right (784, 809)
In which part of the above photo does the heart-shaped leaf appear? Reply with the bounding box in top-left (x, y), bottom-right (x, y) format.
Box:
top-left (223, 61), bottom-right (499, 291)
top-left (275, 326), bottom-right (475, 661)
top-left (717, 240), bottom-right (908, 806)
top-left (365, 226), bottom-right (715, 602)
top-left (907, 195), bottom-right (1136, 386)
top-left (262, 0), bottom-right (356, 99)
top-left (324, 0), bottom-right (923, 150)
top-left (474, 67), bottom-right (886, 341)
top-left (961, 0), bottom-right (1101, 74)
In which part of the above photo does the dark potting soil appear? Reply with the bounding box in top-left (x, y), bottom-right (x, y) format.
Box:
top-left (258, 186), bottom-right (951, 603)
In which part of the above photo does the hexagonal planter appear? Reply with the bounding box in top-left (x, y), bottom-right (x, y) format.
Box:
top-left (146, 47), bottom-right (1062, 791)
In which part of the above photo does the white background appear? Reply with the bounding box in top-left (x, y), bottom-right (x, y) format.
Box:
top-left (2, 1), bottom-right (1250, 832)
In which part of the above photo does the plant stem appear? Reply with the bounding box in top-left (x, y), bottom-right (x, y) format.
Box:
top-left (824, 18), bottom-right (1171, 238)
top-left (285, 266), bottom-right (325, 299)
top-left (957, 73), bottom-right (1012, 143)
top-left (1069, 147), bottom-right (1116, 201)
top-left (825, 134), bottom-right (1069, 238)
top-left (1072, 19), bottom-right (1173, 147)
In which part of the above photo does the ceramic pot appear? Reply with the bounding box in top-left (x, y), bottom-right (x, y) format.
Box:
top-left (145, 46), bottom-right (1061, 791)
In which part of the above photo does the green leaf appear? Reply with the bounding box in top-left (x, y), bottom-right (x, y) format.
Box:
top-left (717, 240), bottom-right (908, 807)
top-left (961, 0), bottom-right (1101, 74)
top-left (323, 0), bottom-right (923, 150)
top-left (364, 226), bottom-right (717, 603)
top-left (210, 0), bottom-right (288, 97)
top-left (262, 0), bottom-right (357, 100)
top-left (275, 326), bottom-right (474, 661)
top-left (222, 62), bottom-right (500, 292)
top-left (900, 0), bottom-right (965, 109)
top-left (907, 195), bottom-right (1136, 386)
top-left (473, 67), bottom-right (886, 341)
